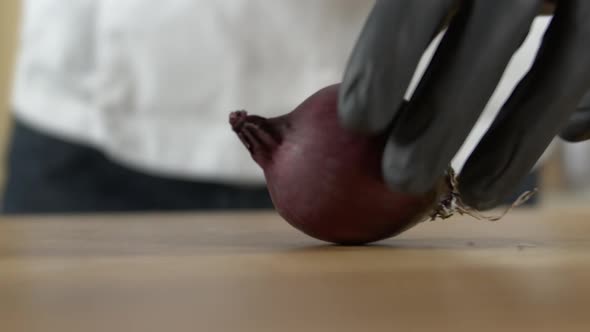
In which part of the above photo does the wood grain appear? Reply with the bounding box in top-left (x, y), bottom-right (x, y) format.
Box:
top-left (1, 204), bottom-right (590, 332)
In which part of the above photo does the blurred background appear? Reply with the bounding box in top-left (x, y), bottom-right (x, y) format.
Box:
top-left (0, 0), bottom-right (18, 192)
top-left (0, 0), bottom-right (589, 213)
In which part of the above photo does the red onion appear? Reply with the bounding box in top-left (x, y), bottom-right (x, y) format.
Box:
top-left (229, 84), bottom-right (484, 245)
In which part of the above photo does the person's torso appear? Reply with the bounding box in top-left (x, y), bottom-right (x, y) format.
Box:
top-left (13, 0), bottom-right (372, 183)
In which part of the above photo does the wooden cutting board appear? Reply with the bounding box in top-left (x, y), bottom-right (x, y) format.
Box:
top-left (1, 203), bottom-right (589, 332)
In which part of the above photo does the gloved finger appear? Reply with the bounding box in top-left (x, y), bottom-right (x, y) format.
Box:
top-left (542, 1), bottom-right (556, 14)
top-left (380, 0), bottom-right (541, 194)
top-left (459, 0), bottom-right (590, 210)
top-left (338, 0), bottom-right (457, 134)
top-left (559, 90), bottom-right (590, 142)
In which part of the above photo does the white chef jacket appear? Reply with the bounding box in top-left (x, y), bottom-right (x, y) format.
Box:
top-left (10, 0), bottom-right (552, 185)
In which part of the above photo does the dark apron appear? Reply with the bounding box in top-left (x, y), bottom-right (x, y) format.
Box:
top-left (1, 117), bottom-right (274, 214)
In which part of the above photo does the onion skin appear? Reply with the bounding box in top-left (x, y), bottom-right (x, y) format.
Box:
top-left (230, 84), bottom-right (445, 245)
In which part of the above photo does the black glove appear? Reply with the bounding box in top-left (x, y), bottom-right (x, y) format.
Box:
top-left (339, 0), bottom-right (590, 210)
top-left (560, 91), bottom-right (590, 142)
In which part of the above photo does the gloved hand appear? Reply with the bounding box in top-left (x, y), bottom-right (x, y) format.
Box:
top-left (560, 91), bottom-right (590, 142)
top-left (338, 0), bottom-right (590, 210)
